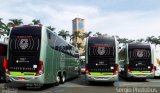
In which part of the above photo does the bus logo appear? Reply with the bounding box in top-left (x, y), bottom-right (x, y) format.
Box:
top-left (19, 39), bottom-right (29, 50)
top-left (136, 50), bottom-right (144, 58)
top-left (97, 47), bottom-right (105, 55)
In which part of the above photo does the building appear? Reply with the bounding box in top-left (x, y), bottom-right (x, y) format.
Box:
top-left (72, 18), bottom-right (85, 55)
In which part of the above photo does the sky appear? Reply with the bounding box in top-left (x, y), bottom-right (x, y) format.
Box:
top-left (0, 0), bottom-right (160, 40)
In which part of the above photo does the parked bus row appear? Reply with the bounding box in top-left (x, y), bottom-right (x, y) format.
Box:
top-left (0, 25), bottom-right (160, 86)
top-left (84, 35), bottom-right (160, 84)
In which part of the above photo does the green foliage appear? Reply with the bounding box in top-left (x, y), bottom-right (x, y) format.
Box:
top-left (47, 26), bottom-right (55, 31)
top-left (32, 19), bottom-right (40, 25)
top-left (8, 19), bottom-right (23, 26)
top-left (58, 30), bottom-right (70, 40)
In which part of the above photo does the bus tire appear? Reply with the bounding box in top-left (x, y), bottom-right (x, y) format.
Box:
top-left (60, 74), bottom-right (66, 84)
top-left (55, 75), bottom-right (60, 86)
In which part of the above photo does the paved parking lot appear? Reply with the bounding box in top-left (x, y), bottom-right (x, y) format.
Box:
top-left (0, 75), bottom-right (160, 93)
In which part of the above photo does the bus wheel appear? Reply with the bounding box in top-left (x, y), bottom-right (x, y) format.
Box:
top-left (60, 74), bottom-right (66, 84)
top-left (55, 75), bottom-right (60, 86)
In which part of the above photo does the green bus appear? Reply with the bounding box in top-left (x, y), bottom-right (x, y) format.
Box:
top-left (119, 42), bottom-right (154, 80)
top-left (85, 36), bottom-right (119, 83)
top-left (5, 25), bottom-right (80, 85)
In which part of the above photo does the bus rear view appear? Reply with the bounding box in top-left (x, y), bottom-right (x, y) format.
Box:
top-left (85, 36), bottom-right (119, 83)
top-left (128, 43), bottom-right (154, 79)
top-left (6, 26), bottom-right (43, 83)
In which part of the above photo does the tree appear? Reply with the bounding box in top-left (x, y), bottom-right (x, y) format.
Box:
top-left (58, 30), bottom-right (70, 40)
top-left (6, 19), bottom-right (23, 36)
top-left (32, 19), bottom-right (41, 25)
top-left (7, 19), bottom-right (23, 26)
top-left (152, 37), bottom-right (160, 46)
top-left (47, 26), bottom-right (55, 31)
top-left (71, 31), bottom-right (81, 43)
top-left (93, 32), bottom-right (102, 36)
top-left (70, 31), bottom-right (83, 48)
top-left (118, 38), bottom-right (129, 43)
top-left (103, 33), bottom-right (108, 36)
top-left (0, 18), bottom-right (10, 36)
top-left (83, 31), bottom-right (92, 38)
top-left (136, 38), bottom-right (144, 42)
top-left (77, 42), bottom-right (83, 49)
top-left (145, 36), bottom-right (154, 43)
top-left (145, 36), bottom-right (160, 47)
top-left (158, 36), bottom-right (160, 40)
top-left (81, 31), bottom-right (92, 40)
top-left (128, 39), bottom-right (135, 43)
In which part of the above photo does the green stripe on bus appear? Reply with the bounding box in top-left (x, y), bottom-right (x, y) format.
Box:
top-left (131, 71), bottom-right (151, 74)
top-left (90, 72), bottom-right (113, 76)
top-left (10, 71), bottom-right (36, 76)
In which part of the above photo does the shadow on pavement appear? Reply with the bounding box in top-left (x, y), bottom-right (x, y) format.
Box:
top-left (119, 77), bottom-right (149, 82)
top-left (69, 75), bottom-right (117, 87)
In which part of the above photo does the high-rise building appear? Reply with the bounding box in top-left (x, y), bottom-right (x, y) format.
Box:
top-left (72, 18), bottom-right (84, 55)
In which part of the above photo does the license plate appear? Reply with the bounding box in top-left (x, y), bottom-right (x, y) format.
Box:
top-left (96, 77), bottom-right (109, 80)
top-left (17, 77), bottom-right (26, 80)
top-left (137, 75), bottom-right (144, 77)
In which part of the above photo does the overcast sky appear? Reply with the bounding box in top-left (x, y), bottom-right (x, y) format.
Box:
top-left (0, 0), bottom-right (160, 40)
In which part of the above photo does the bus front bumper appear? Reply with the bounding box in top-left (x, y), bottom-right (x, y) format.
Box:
top-left (85, 74), bottom-right (118, 82)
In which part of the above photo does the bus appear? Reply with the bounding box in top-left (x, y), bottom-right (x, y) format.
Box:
top-left (0, 42), bottom-right (7, 81)
top-left (119, 42), bottom-right (154, 80)
top-left (85, 36), bottom-right (119, 83)
top-left (5, 25), bottom-right (80, 86)
top-left (154, 45), bottom-right (160, 78)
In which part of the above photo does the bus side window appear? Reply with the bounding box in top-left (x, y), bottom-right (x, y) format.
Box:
top-left (48, 33), bottom-right (51, 39)
top-left (69, 46), bottom-right (73, 56)
top-left (48, 32), bottom-right (56, 49)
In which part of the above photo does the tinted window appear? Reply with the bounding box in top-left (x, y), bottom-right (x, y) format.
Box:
top-left (10, 26), bottom-right (41, 51)
top-left (88, 37), bottom-right (115, 57)
top-left (88, 36), bottom-right (115, 46)
top-left (10, 26), bottom-right (41, 37)
top-left (48, 31), bottom-right (57, 49)
top-left (47, 30), bottom-right (79, 57)
top-left (128, 44), bottom-right (151, 59)
top-left (54, 36), bottom-right (67, 52)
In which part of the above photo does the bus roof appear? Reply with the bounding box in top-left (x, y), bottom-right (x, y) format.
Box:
top-left (128, 42), bottom-right (150, 48)
top-left (88, 36), bottom-right (115, 45)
